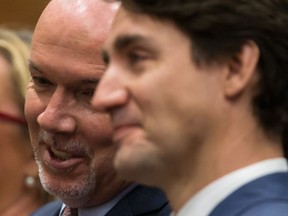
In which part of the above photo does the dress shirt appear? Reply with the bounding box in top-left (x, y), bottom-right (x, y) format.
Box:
top-left (174, 158), bottom-right (288, 216)
top-left (59, 184), bottom-right (138, 216)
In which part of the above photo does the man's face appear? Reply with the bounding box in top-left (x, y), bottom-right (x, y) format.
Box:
top-left (25, 3), bottom-right (126, 207)
top-left (92, 8), bottom-right (225, 186)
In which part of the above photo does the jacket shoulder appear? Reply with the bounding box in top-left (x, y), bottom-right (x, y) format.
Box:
top-left (106, 185), bottom-right (171, 216)
top-left (30, 200), bottom-right (62, 216)
top-left (210, 173), bottom-right (288, 216)
top-left (239, 200), bottom-right (288, 216)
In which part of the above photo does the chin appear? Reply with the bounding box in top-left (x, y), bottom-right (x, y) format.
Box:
top-left (38, 164), bottom-right (96, 207)
top-left (42, 178), bottom-right (95, 207)
top-left (113, 147), bottom-right (159, 187)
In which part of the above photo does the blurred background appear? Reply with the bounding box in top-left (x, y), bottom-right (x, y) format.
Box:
top-left (0, 0), bottom-right (49, 29)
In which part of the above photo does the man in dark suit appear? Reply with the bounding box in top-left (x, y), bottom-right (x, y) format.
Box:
top-left (25, 0), bottom-right (170, 215)
top-left (32, 185), bottom-right (169, 216)
top-left (92, 0), bottom-right (288, 215)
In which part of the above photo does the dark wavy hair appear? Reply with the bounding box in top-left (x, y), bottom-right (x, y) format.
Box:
top-left (114, 0), bottom-right (288, 156)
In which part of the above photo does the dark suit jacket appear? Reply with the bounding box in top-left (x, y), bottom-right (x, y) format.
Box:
top-left (209, 172), bottom-right (288, 216)
top-left (31, 185), bottom-right (171, 216)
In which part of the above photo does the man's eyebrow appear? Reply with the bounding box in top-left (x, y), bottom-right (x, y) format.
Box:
top-left (114, 35), bottom-right (151, 52)
top-left (28, 60), bottom-right (100, 85)
top-left (28, 60), bottom-right (43, 74)
top-left (101, 35), bottom-right (150, 65)
top-left (80, 78), bottom-right (100, 85)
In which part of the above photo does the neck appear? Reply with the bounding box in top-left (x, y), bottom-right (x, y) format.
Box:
top-left (164, 117), bottom-right (283, 212)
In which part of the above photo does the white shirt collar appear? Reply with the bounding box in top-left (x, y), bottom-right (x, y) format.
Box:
top-left (175, 158), bottom-right (288, 216)
top-left (60, 184), bottom-right (138, 216)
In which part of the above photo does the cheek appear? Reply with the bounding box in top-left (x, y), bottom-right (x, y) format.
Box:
top-left (88, 113), bottom-right (113, 140)
top-left (24, 91), bottom-right (44, 145)
top-left (25, 91), bottom-right (42, 124)
top-left (89, 138), bottom-right (117, 181)
top-left (85, 114), bottom-right (117, 169)
top-left (85, 113), bottom-right (115, 154)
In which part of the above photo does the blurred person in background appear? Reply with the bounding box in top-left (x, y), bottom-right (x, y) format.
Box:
top-left (0, 28), bottom-right (53, 216)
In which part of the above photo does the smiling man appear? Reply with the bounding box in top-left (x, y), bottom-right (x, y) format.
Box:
top-left (25, 0), bottom-right (170, 215)
top-left (92, 0), bottom-right (288, 215)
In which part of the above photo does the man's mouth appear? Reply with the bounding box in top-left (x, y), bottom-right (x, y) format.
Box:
top-left (50, 147), bottom-right (74, 161)
top-left (38, 137), bottom-right (87, 171)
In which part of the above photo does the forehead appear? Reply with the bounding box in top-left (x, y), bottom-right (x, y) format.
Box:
top-left (30, 0), bottom-right (119, 75)
top-left (30, 12), bottom-right (108, 82)
top-left (30, 33), bottom-right (105, 84)
top-left (0, 54), bottom-right (12, 90)
top-left (32, 13), bottom-right (104, 61)
top-left (0, 53), bottom-right (10, 74)
top-left (35, 0), bottom-right (118, 44)
top-left (105, 7), bottom-right (188, 52)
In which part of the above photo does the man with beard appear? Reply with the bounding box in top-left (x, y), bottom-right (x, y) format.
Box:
top-left (25, 0), bottom-right (170, 215)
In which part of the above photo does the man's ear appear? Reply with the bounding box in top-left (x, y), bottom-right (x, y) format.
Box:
top-left (223, 40), bottom-right (260, 98)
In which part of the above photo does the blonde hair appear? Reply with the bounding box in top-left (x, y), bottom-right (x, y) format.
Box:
top-left (0, 28), bottom-right (31, 116)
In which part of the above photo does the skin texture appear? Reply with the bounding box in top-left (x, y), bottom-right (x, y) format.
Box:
top-left (92, 7), bottom-right (283, 211)
top-left (25, 0), bottom-right (128, 208)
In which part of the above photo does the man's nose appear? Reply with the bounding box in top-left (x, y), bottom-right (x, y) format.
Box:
top-left (37, 89), bottom-right (77, 133)
top-left (91, 67), bottom-right (128, 112)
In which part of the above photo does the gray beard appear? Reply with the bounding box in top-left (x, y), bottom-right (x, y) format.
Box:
top-left (36, 158), bottom-right (96, 206)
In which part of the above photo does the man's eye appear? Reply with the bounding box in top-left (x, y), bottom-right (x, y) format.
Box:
top-left (128, 51), bottom-right (149, 65)
top-left (81, 88), bottom-right (95, 97)
top-left (32, 76), bottom-right (51, 86)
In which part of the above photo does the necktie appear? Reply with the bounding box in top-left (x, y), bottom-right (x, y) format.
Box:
top-left (62, 206), bottom-right (78, 216)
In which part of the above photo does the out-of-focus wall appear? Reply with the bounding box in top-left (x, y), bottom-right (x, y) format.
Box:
top-left (0, 0), bottom-right (49, 29)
